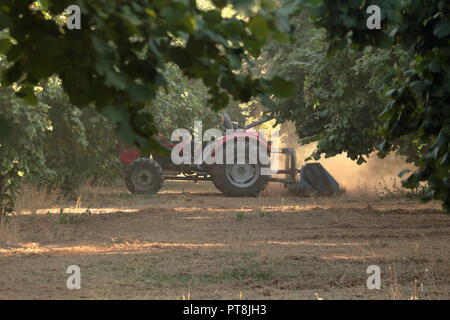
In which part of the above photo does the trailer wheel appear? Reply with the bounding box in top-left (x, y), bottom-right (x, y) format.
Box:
top-left (124, 158), bottom-right (163, 195)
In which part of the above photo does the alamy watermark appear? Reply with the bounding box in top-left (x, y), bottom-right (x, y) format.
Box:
top-left (367, 265), bottom-right (381, 290)
top-left (367, 5), bottom-right (382, 30)
top-left (66, 265), bottom-right (81, 290)
top-left (66, 5), bottom-right (81, 30)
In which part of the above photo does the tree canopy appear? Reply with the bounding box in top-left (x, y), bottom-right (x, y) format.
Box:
top-left (239, 1), bottom-right (450, 211)
top-left (309, 0), bottom-right (450, 211)
top-left (0, 0), bottom-right (449, 213)
top-left (0, 0), bottom-right (300, 148)
top-left (260, 13), bottom-right (420, 163)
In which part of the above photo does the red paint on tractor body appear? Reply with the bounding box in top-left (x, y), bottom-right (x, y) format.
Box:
top-left (119, 149), bottom-right (140, 165)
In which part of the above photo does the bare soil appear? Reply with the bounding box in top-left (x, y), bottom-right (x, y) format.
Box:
top-left (0, 181), bottom-right (449, 300)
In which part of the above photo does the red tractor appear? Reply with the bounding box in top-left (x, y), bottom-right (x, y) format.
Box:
top-left (119, 114), bottom-right (341, 197)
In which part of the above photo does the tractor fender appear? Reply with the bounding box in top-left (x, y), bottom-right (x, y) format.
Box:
top-left (119, 149), bottom-right (140, 165)
top-left (203, 131), bottom-right (271, 165)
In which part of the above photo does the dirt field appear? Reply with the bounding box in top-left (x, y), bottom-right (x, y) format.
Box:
top-left (0, 181), bottom-right (449, 300)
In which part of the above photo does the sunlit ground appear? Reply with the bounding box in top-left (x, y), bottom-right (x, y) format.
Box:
top-left (0, 181), bottom-right (449, 299)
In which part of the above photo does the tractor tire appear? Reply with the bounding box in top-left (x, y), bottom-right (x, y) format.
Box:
top-left (212, 141), bottom-right (270, 197)
top-left (212, 164), bottom-right (269, 197)
top-left (212, 161), bottom-right (269, 197)
top-left (124, 158), bottom-right (163, 195)
top-left (211, 140), bottom-right (269, 197)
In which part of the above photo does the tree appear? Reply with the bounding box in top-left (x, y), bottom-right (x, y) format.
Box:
top-left (261, 1), bottom-right (449, 211)
top-left (0, 0), bottom-right (300, 148)
top-left (0, 57), bottom-right (51, 219)
top-left (312, 0), bottom-right (450, 211)
top-left (149, 63), bottom-right (221, 136)
top-left (0, 63), bottom-right (121, 215)
top-left (262, 13), bottom-right (420, 163)
top-left (37, 78), bottom-right (121, 196)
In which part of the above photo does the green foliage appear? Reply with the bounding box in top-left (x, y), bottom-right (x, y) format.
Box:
top-left (149, 63), bottom-right (221, 136)
top-left (311, 1), bottom-right (450, 211)
top-left (37, 78), bottom-right (120, 197)
top-left (0, 0), bottom-right (302, 150)
top-left (0, 52), bottom-right (121, 216)
top-left (0, 54), bottom-right (51, 219)
top-left (264, 14), bottom-right (419, 164)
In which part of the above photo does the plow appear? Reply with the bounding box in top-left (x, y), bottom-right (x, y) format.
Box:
top-left (119, 114), bottom-right (341, 197)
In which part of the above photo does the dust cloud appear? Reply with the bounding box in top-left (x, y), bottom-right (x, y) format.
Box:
top-left (275, 122), bottom-right (416, 196)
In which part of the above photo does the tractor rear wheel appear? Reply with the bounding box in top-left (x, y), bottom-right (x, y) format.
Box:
top-left (124, 158), bottom-right (163, 195)
top-left (212, 161), bottom-right (269, 197)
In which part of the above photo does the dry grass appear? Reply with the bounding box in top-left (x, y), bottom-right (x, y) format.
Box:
top-left (14, 185), bottom-right (59, 215)
top-left (0, 181), bottom-right (449, 300)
